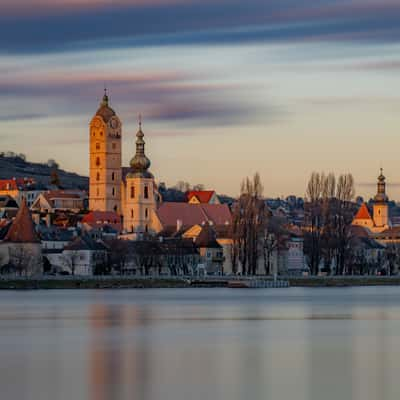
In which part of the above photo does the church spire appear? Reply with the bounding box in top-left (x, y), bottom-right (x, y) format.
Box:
top-left (374, 168), bottom-right (388, 203)
top-left (101, 87), bottom-right (109, 107)
top-left (129, 116), bottom-right (151, 173)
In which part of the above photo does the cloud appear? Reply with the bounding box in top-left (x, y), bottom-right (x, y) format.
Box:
top-left (0, 69), bottom-right (269, 129)
top-left (0, 113), bottom-right (48, 122)
top-left (1, 1), bottom-right (400, 54)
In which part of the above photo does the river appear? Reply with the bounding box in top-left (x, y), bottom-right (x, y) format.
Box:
top-left (1, 287), bottom-right (400, 400)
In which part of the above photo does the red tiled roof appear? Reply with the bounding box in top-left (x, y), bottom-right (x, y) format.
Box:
top-left (82, 211), bottom-right (121, 232)
top-left (82, 211), bottom-right (121, 224)
top-left (186, 190), bottom-right (215, 203)
top-left (156, 203), bottom-right (231, 231)
top-left (4, 198), bottom-right (40, 243)
top-left (43, 190), bottom-right (82, 200)
top-left (0, 178), bottom-right (35, 191)
top-left (354, 203), bottom-right (372, 220)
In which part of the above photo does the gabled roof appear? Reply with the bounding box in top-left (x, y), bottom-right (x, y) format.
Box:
top-left (0, 195), bottom-right (18, 209)
top-left (156, 202), bottom-right (232, 232)
top-left (186, 190), bottom-right (216, 203)
top-left (354, 203), bottom-right (372, 220)
top-left (3, 198), bottom-right (40, 243)
top-left (195, 223), bottom-right (222, 249)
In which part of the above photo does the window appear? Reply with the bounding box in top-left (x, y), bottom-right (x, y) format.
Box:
top-left (111, 172), bottom-right (115, 181)
top-left (96, 157), bottom-right (100, 167)
top-left (112, 143), bottom-right (116, 150)
top-left (96, 172), bottom-right (100, 181)
top-left (145, 208), bottom-right (148, 219)
top-left (131, 186), bottom-right (135, 199)
top-left (112, 187), bottom-right (115, 196)
top-left (144, 185), bottom-right (149, 199)
top-left (96, 188), bottom-right (99, 196)
top-left (131, 209), bottom-right (134, 218)
top-left (96, 143), bottom-right (100, 150)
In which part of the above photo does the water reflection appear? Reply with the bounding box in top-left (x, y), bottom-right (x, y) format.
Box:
top-left (1, 288), bottom-right (400, 400)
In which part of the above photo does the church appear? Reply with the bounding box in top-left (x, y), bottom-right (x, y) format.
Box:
top-left (89, 90), bottom-right (160, 237)
top-left (88, 91), bottom-right (232, 241)
top-left (352, 169), bottom-right (390, 234)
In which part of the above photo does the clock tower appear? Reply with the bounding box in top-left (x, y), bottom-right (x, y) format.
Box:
top-left (89, 90), bottom-right (122, 213)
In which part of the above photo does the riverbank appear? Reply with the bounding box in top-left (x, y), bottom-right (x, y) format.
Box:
top-left (1, 276), bottom-right (400, 289)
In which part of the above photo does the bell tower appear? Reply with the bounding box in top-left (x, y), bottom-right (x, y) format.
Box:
top-left (89, 90), bottom-right (122, 213)
top-left (373, 168), bottom-right (389, 230)
top-left (123, 118), bottom-right (157, 235)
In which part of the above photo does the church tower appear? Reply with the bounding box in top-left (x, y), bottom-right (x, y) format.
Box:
top-left (89, 90), bottom-right (122, 213)
top-left (373, 168), bottom-right (389, 230)
top-left (123, 118), bottom-right (157, 235)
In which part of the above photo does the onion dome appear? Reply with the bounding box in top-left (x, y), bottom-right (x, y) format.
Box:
top-left (374, 168), bottom-right (388, 203)
top-left (95, 89), bottom-right (116, 123)
top-left (128, 117), bottom-right (153, 178)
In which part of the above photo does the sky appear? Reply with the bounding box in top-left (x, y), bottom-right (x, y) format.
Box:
top-left (1, 0), bottom-right (400, 199)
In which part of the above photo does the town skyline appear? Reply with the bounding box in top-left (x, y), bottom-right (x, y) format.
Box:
top-left (1, 0), bottom-right (400, 198)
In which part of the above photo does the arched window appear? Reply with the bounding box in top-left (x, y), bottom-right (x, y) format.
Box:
top-left (96, 157), bottom-right (100, 167)
top-left (131, 225), bottom-right (134, 232)
top-left (112, 187), bottom-right (115, 196)
top-left (145, 208), bottom-right (148, 219)
top-left (144, 185), bottom-right (149, 199)
top-left (111, 172), bottom-right (115, 181)
top-left (96, 172), bottom-right (100, 181)
top-left (131, 186), bottom-right (135, 199)
top-left (131, 209), bottom-right (134, 218)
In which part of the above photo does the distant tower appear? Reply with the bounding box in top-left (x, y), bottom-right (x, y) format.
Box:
top-left (123, 118), bottom-right (157, 234)
top-left (373, 168), bottom-right (389, 229)
top-left (89, 90), bottom-right (122, 213)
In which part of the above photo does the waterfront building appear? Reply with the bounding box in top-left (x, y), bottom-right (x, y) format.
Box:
top-left (0, 198), bottom-right (42, 276)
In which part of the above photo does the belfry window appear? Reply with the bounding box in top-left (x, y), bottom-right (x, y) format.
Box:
top-left (131, 186), bottom-right (135, 199)
top-left (96, 157), bottom-right (100, 167)
top-left (144, 186), bottom-right (149, 199)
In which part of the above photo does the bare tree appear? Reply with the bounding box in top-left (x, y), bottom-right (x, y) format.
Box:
top-left (108, 240), bottom-right (130, 275)
top-left (231, 173), bottom-right (267, 275)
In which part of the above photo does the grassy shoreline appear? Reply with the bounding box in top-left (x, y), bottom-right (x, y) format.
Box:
top-left (1, 276), bottom-right (400, 289)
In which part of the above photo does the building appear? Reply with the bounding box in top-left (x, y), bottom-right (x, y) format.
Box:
top-left (0, 177), bottom-right (43, 207)
top-left (31, 190), bottom-right (86, 213)
top-left (0, 198), bottom-right (42, 276)
top-left (353, 169), bottom-right (390, 233)
top-left (89, 92), bottom-right (160, 237)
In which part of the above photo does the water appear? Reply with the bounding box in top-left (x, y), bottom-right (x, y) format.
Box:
top-left (1, 287), bottom-right (400, 400)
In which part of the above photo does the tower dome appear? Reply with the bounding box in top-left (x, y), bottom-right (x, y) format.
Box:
top-left (128, 118), bottom-right (153, 178)
top-left (95, 88), bottom-right (116, 123)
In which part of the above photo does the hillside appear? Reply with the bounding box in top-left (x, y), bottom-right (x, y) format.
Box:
top-left (0, 154), bottom-right (88, 190)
